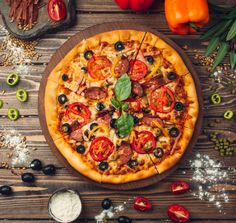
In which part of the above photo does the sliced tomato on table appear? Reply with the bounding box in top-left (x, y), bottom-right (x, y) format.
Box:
top-left (87, 56), bottom-right (112, 80)
top-left (89, 137), bottom-right (114, 161)
top-left (150, 86), bottom-right (175, 113)
top-left (129, 59), bottom-right (148, 81)
top-left (171, 181), bottom-right (190, 195)
top-left (131, 131), bottom-right (156, 154)
top-left (134, 196), bottom-right (152, 212)
top-left (65, 102), bottom-right (91, 126)
top-left (167, 204), bottom-right (190, 223)
top-left (47, 0), bottom-right (67, 22)
top-left (124, 98), bottom-right (141, 112)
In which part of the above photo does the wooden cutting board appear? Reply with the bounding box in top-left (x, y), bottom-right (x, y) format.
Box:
top-left (0, 0), bottom-right (76, 40)
top-left (38, 22), bottom-right (203, 190)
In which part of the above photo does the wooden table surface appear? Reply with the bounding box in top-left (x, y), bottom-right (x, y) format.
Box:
top-left (0, 0), bottom-right (236, 222)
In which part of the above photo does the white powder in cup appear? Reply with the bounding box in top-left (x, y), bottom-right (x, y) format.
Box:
top-left (49, 189), bottom-right (82, 223)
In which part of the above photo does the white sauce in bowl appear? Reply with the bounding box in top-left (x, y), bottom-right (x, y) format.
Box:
top-left (49, 189), bottom-right (82, 223)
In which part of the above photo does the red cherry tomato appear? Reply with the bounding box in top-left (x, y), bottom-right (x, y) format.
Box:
top-left (89, 137), bottom-right (114, 162)
top-left (167, 204), bottom-right (190, 223)
top-left (65, 102), bottom-right (91, 126)
top-left (129, 59), bottom-right (148, 81)
top-left (47, 0), bottom-right (67, 22)
top-left (87, 56), bottom-right (112, 80)
top-left (134, 196), bottom-right (152, 212)
top-left (131, 131), bottom-right (156, 154)
top-left (171, 181), bottom-right (190, 195)
top-left (150, 86), bottom-right (175, 113)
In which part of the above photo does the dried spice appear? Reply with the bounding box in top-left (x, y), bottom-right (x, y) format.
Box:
top-left (0, 26), bottom-right (39, 74)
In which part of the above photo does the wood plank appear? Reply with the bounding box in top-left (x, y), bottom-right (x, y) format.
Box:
top-left (0, 169), bottom-right (235, 220)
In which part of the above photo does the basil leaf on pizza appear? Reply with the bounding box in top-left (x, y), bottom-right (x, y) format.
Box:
top-left (111, 97), bottom-right (121, 109)
top-left (114, 73), bottom-right (131, 101)
top-left (116, 111), bottom-right (134, 137)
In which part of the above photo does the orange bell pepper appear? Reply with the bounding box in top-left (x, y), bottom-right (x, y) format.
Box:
top-left (165, 0), bottom-right (209, 35)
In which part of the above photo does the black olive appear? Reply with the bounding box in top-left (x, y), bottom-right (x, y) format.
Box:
top-left (76, 145), bottom-right (86, 154)
top-left (62, 123), bottom-right (71, 133)
top-left (0, 185), bottom-right (12, 195)
top-left (101, 198), bottom-right (112, 210)
top-left (81, 67), bottom-right (87, 73)
top-left (29, 159), bottom-right (42, 171)
top-left (127, 159), bottom-right (138, 168)
top-left (43, 164), bottom-right (56, 175)
top-left (58, 94), bottom-right (67, 105)
top-left (153, 148), bottom-right (164, 158)
top-left (96, 102), bottom-right (105, 111)
top-left (169, 127), bottom-right (180, 138)
top-left (167, 71), bottom-right (177, 80)
top-left (118, 216), bottom-right (132, 223)
top-left (110, 118), bottom-right (117, 128)
top-left (62, 74), bottom-right (68, 81)
top-left (21, 173), bottom-right (35, 183)
top-left (90, 123), bottom-right (99, 131)
top-left (142, 107), bottom-right (150, 114)
top-left (114, 41), bottom-right (125, 51)
top-left (84, 50), bottom-right (94, 60)
top-left (84, 129), bottom-right (89, 138)
top-left (132, 115), bottom-right (139, 125)
top-left (99, 161), bottom-right (109, 171)
top-left (146, 56), bottom-right (154, 64)
top-left (175, 102), bottom-right (184, 111)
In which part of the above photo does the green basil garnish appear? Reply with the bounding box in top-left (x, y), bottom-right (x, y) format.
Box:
top-left (114, 73), bottom-right (131, 101)
top-left (116, 111), bottom-right (134, 137)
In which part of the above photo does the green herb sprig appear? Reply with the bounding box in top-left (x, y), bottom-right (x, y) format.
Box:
top-left (110, 74), bottom-right (134, 137)
top-left (201, 2), bottom-right (236, 70)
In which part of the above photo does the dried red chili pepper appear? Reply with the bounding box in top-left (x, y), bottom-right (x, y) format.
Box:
top-left (133, 196), bottom-right (152, 212)
top-left (171, 181), bottom-right (190, 195)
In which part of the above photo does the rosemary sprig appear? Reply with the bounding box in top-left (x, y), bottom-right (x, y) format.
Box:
top-left (202, 2), bottom-right (236, 70)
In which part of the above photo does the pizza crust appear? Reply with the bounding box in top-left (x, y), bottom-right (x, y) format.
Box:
top-left (183, 74), bottom-right (199, 129)
top-left (54, 137), bottom-right (103, 183)
top-left (156, 127), bottom-right (193, 173)
top-left (101, 165), bottom-right (158, 184)
top-left (45, 80), bottom-right (63, 141)
top-left (144, 32), bottom-right (190, 76)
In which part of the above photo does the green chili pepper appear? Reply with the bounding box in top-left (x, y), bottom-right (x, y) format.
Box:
top-left (211, 93), bottom-right (221, 104)
top-left (7, 108), bottom-right (20, 121)
top-left (223, 109), bottom-right (234, 120)
top-left (0, 99), bottom-right (3, 109)
top-left (6, 72), bottom-right (20, 86)
top-left (16, 89), bottom-right (28, 102)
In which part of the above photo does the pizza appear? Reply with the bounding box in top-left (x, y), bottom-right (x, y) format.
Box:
top-left (44, 29), bottom-right (199, 184)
